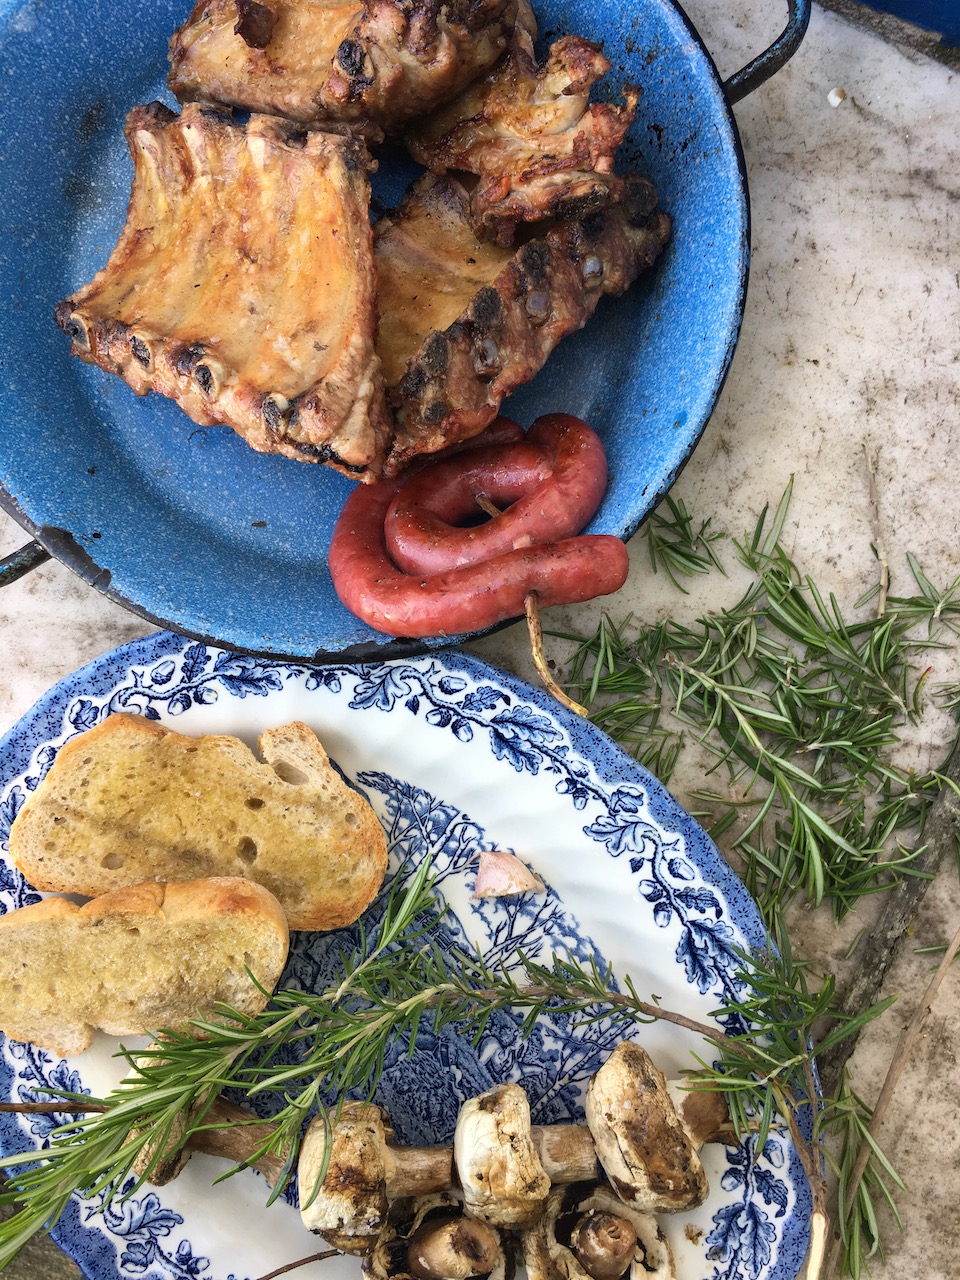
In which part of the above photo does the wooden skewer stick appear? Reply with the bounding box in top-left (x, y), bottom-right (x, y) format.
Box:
top-left (525, 592), bottom-right (589, 718)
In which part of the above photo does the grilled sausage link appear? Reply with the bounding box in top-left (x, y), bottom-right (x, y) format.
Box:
top-left (329, 416), bottom-right (627, 638)
top-left (384, 414), bottom-right (609, 574)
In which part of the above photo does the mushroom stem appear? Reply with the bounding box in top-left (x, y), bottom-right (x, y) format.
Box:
top-left (532, 1124), bottom-right (600, 1183)
top-left (137, 1094), bottom-right (290, 1188)
top-left (388, 1144), bottom-right (456, 1197)
top-left (665, 1080), bottom-right (734, 1150)
top-left (189, 1096), bottom-right (290, 1186)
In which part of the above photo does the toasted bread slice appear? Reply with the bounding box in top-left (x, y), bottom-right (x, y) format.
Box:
top-left (10, 715), bottom-right (388, 931)
top-left (0, 878), bottom-right (289, 1056)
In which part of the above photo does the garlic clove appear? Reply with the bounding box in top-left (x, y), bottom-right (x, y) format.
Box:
top-left (473, 851), bottom-right (545, 899)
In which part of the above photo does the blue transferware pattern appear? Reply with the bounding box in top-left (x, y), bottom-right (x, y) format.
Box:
top-left (0, 634), bottom-right (812, 1280)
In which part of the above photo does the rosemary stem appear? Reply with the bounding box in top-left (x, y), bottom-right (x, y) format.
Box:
top-left (829, 914), bottom-right (960, 1275)
top-left (524, 592), bottom-right (589, 717)
top-left (817, 740), bottom-right (960, 1095)
top-left (0, 1103), bottom-right (106, 1114)
top-left (254, 1249), bottom-right (341, 1280)
top-left (453, 983), bottom-right (731, 1047)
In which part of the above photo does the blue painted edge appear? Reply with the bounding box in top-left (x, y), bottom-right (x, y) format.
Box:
top-left (858, 0), bottom-right (960, 43)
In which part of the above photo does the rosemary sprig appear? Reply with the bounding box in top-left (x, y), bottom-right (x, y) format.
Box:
top-left (0, 869), bottom-right (895, 1277)
top-left (554, 483), bottom-right (960, 1276)
top-left (640, 494), bottom-right (727, 590)
top-left (559, 483), bottom-right (960, 925)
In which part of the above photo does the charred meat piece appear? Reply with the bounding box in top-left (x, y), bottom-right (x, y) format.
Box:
top-left (56, 103), bottom-right (391, 480)
top-left (406, 23), bottom-right (637, 243)
top-left (168, 0), bottom-right (517, 133)
top-left (375, 173), bottom-right (670, 476)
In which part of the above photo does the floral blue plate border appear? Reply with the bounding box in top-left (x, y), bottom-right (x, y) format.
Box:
top-left (0, 633), bottom-right (812, 1280)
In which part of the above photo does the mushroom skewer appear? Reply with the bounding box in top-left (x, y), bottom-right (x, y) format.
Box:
top-left (132, 1038), bottom-right (737, 1277)
top-left (137, 1043), bottom-right (735, 1211)
top-left (296, 1043), bottom-right (732, 1246)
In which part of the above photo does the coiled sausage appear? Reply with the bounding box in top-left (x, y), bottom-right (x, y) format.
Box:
top-left (328, 416), bottom-right (628, 638)
top-left (384, 414), bottom-right (609, 574)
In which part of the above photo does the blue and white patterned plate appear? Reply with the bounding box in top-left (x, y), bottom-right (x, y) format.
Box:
top-left (0, 634), bottom-right (811, 1280)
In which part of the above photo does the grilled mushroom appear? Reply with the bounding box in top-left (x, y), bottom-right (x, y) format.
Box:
top-left (584, 1042), bottom-right (709, 1213)
top-left (364, 1194), bottom-right (511, 1280)
top-left (523, 1184), bottom-right (676, 1280)
top-left (454, 1083), bottom-right (551, 1226)
top-left (569, 1209), bottom-right (638, 1279)
top-left (299, 1101), bottom-right (391, 1253)
top-left (408, 1213), bottom-right (503, 1280)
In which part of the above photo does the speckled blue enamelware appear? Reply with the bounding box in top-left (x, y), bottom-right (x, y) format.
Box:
top-left (0, 1), bottom-right (782, 659)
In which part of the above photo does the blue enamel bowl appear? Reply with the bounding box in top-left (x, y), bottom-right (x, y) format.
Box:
top-left (0, 1), bottom-right (803, 660)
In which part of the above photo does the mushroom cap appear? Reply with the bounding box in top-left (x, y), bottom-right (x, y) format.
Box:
top-left (299, 1100), bottom-right (390, 1251)
top-left (523, 1184), bottom-right (676, 1280)
top-left (584, 1041), bottom-right (708, 1213)
top-left (569, 1208), bottom-right (638, 1279)
top-left (364, 1193), bottom-right (509, 1280)
top-left (569, 1186), bottom-right (676, 1280)
top-left (407, 1213), bottom-right (503, 1280)
top-left (453, 1083), bottom-right (551, 1226)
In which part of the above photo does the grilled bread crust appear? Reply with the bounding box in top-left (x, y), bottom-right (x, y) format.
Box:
top-left (10, 715), bottom-right (388, 932)
top-left (0, 878), bottom-right (289, 1057)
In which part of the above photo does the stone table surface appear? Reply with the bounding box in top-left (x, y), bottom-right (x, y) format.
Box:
top-left (1, 2), bottom-right (958, 1279)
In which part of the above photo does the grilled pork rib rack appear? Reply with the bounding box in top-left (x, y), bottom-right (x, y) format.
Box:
top-left (376, 174), bottom-right (670, 475)
top-left (169, 0), bottom-right (520, 133)
top-left (56, 103), bottom-right (391, 481)
top-left (406, 21), bottom-right (639, 243)
top-left (56, 0), bottom-right (671, 480)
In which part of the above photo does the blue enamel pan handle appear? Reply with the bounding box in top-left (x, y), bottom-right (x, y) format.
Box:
top-left (0, 540), bottom-right (50, 588)
top-left (725, 0), bottom-right (812, 102)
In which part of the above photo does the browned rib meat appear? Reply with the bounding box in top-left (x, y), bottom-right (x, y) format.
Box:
top-left (56, 103), bottom-right (391, 480)
top-left (406, 24), bottom-right (637, 242)
top-left (168, 0), bottom-right (517, 133)
top-left (375, 173), bottom-right (671, 476)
